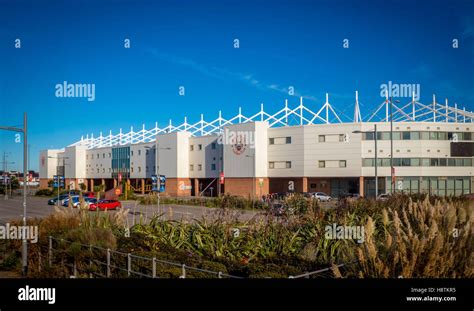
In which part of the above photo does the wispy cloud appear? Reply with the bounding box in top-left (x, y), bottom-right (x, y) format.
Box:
top-left (146, 48), bottom-right (319, 101)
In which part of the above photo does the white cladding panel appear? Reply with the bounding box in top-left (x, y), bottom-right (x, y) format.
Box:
top-left (157, 131), bottom-right (190, 178)
top-left (223, 122), bottom-right (268, 177)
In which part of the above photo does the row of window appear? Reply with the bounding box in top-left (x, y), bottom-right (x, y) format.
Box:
top-left (269, 137), bottom-right (292, 145)
top-left (86, 166), bottom-right (157, 174)
top-left (190, 143), bottom-right (217, 151)
top-left (268, 160), bottom-right (347, 169)
top-left (189, 164), bottom-right (217, 171)
top-left (362, 157), bottom-right (473, 167)
top-left (363, 131), bottom-right (473, 141)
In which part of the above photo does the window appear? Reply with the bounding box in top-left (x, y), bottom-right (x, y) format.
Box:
top-left (211, 163), bottom-right (216, 170)
top-left (102, 168), bottom-right (105, 173)
top-left (438, 132), bottom-right (447, 140)
top-left (198, 164), bottom-right (202, 171)
top-left (410, 132), bottom-right (420, 140)
top-left (103, 153), bottom-right (105, 158)
top-left (108, 153), bottom-right (111, 158)
top-left (392, 132), bottom-right (401, 140)
top-left (269, 162), bottom-right (275, 169)
top-left (97, 168), bottom-right (99, 173)
top-left (464, 132), bottom-right (472, 140)
top-left (285, 161), bottom-right (291, 169)
top-left (411, 158), bottom-right (420, 166)
top-left (190, 145), bottom-right (194, 151)
top-left (363, 159), bottom-right (373, 167)
top-left (463, 158), bottom-right (472, 166)
top-left (430, 158), bottom-right (439, 166)
top-left (190, 164), bottom-right (194, 171)
top-left (269, 138), bottom-right (275, 145)
top-left (198, 144), bottom-right (202, 151)
top-left (382, 158), bottom-right (391, 166)
top-left (146, 166), bottom-right (149, 172)
top-left (131, 151), bottom-right (134, 156)
top-left (339, 134), bottom-right (345, 142)
top-left (91, 154), bottom-right (94, 159)
top-left (286, 137), bottom-right (292, 144)
top-left (421, 158), bottom-right (430, 167)
top-left (429, 132), bottom-right (438, 140)
top-left (318, 161), bottom-right (325, 168)
top-left (138, 150), bottom-right (141, 156)
top-left (339, 160), bottom-right (346, 168)
top-left (448, 158), bottom-right (455, 166)
top-left (97, 154), bottom-right (99, 159)
top-left (420, 132), bottom-right (429, 140)
top-left (131, 167), bottom-right (134, 173)
top-left (402, 132), bottom-right (411, 140)
top-left (319, 135), bottom-right (326, 142)
top-left (365, 132), bottom-right (375, 140)
top-left (455, 158), bottom-right (463, 167)
top-left (381, 132), bottom-right (390, 140)
top-left (108, 168), bottom-right (111, 173)
top-left (138, 167), bottom-right (141, 172)
top-left (211, 143), bottom-right (216, 149)
top-left (401, 158), bottom-right (411, 166)
top-left (439, 158), bottom-right (447, 166)
top-left (146, 149), bottom-right (149, 155)
top-left (86, 155), bottom-right (88, 160)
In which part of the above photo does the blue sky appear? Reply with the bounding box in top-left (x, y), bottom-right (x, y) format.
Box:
top-left (1, 0), bottom-right (473, 171)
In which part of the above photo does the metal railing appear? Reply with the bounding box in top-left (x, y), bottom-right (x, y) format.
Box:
top-left (47, 236), bottom-right (243, 279)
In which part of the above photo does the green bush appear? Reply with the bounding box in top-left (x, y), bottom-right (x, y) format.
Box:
top-left (35, 188), bottom-right (54, 196)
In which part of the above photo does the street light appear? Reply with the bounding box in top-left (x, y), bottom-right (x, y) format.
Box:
top-left (48, 155), bottom-right (69, 208)
top-left (145, 144), bottom-right (171, 217)
top-left (353, 125), bottom-right (379, 198)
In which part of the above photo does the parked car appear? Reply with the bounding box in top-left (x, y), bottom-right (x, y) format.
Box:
top-left (62, 196), bottom-right (80, 207)
top-left (62, 196), bottom-right (97, 208)
top-left (48, 194), bottom-right (69, 205)
top-left (376, 193), bottom-right (390, 201)
top-left (312, 192), bottom-right (332, 202)
top-left (88, 200), bottom-right (122, 211)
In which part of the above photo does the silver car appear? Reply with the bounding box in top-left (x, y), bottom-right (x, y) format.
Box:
top-left (312, 192), bottom-right (332, 202)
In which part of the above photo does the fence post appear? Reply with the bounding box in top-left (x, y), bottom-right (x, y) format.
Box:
top-left (127, 253), bottom-right (131, 277)
top-left (48, 236), bottom-right (52, 267)
top-left (181, 264), bottom-right (186, 279)
top-left (218, 271), bottom-right (222, 279)
top-left (152, 257), bottom-right (156, 278)
top-left (107, 248), bottom-right (111, 278)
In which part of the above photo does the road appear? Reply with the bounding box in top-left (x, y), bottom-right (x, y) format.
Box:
top-left (0, 195), bottom-right (261, 225)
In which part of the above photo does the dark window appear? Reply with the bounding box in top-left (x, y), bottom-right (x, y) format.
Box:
top-left (286, 137), bottom-right (292, 144)
top-left (402, 132), bottom-right (411, 140)
top-left (269, 138), bottom-right (275, 145)
top-left (430, 158), bottom-right (439, 166)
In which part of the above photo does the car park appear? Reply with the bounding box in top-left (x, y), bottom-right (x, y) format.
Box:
top-left (48, 194), bottom-right (69, 205)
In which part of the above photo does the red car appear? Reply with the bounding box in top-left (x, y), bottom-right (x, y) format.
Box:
top-left (89, 199), bottom-right (121, 211)
top-left (83, 191), bottom-right (96, 198)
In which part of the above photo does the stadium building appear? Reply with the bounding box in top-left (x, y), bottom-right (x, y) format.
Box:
top-left (39, 92), bottom-right (474, 198)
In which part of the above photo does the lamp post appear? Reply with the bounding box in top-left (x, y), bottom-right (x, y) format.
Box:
top-left (0, 112), bottom-right (28, 276)
top-left (145, 144), bottom-right (171, 217)
top-left (353, 125), bottom-right (379, 198)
